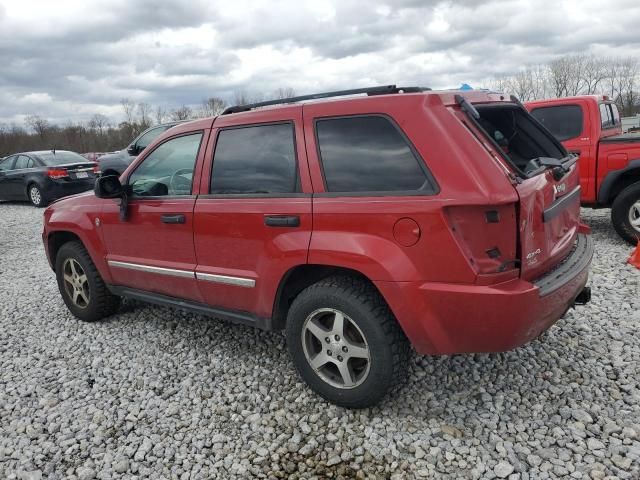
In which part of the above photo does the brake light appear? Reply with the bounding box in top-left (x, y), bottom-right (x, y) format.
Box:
top-left (445, 204), bottom-right (518, 275)
top-left (47, 168), bottom-right (68, 179)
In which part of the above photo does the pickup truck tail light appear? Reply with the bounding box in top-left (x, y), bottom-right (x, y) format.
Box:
top-left (47, 168), bottom-right (69, 179)
top-left (444, 204), bottom-right (519, 277)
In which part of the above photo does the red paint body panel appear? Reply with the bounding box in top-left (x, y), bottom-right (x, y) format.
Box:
top-left (43, 90), bottom-right (593, 356)
top-left (525, 95), bottom-right (640, 205)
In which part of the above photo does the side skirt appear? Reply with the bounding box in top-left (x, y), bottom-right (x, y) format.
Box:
top-left (107, 285), bottom-right (275, 331)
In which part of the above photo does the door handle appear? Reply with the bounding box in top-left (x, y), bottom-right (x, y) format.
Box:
top-left (264, 215), bottom-right (300, 227)
top-left (161, 214), bottom-right (186, 224)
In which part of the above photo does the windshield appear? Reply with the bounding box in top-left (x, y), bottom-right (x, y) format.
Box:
top-left (37, 151), bottom-right (88, 165)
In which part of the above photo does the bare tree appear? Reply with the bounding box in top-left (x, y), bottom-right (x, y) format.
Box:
top-left (272, 87), bottom-right (297, 99)
top-left (199, 97), bottom-right (227, 117)
top-left (120, 98), bottom-right (136, 125)
top-left (233, 90), bottom-right (264, 106)
top-left (582, 56), bottom-right (607, 94)
top-left (155, 105), bottom-right (168, 124)
top-left (88, 114), bottom-right (109, 135)
top-left (171, 105), bottom-right (193, 121)
top-left (137, 103), bottom-right (153, 129)
top-left (25, 115), bottom-right (50, 139)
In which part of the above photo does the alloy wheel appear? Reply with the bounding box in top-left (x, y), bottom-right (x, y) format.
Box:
top-left (301, 308), bottom-right (371, 389)
top-left (62, 258), bottom-right (90, 308)
top-left (629, 200), bottom-right (640, 233)
top-left (29, 186), bottom-right (41, 206)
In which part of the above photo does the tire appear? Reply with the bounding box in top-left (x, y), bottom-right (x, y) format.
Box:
top-left (28, 183), bottom-right (46, 208)
top-left (611, 182), bottom-right (640, 245)
top-left (55, 241), bottom-right (120, 322)
top-left (285, 275), bottom-right (411, 408)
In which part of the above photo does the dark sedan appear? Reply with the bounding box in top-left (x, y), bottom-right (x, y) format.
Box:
top-left (0, 150), bottom-right (97, 207)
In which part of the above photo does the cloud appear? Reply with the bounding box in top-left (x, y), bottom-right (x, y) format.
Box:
top-left (0, 0), bottom-right (639, 125)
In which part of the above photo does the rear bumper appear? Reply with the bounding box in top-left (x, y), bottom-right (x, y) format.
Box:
top-left (376, 234), bottom-right (593, 355)
top-left (44, 178), bottom-right (95, 200)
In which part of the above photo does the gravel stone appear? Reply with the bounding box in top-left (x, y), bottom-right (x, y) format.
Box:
top-left (1, 205), bottom-right (639, 479)
top-left (494, 461), bottom-right (515, 478)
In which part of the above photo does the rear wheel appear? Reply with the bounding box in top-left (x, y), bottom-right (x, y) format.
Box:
top-left (611, 182), bottom-right (640, 245)
top-left (55, 241), bottom-right (120, 321)
top-left (28, 184), bottom-right (45, 207)
top-left (285, 276), bottom-right (410, 408)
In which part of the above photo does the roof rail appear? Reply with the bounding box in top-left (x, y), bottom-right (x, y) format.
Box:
top-left (221, 85), bottom-right (431, 115)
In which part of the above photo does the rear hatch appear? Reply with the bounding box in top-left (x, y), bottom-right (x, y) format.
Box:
top-left (458, 97), bottom-right (581, 281)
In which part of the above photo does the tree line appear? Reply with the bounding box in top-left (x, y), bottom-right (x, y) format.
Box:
top-left (490, 54), bottom-right (639, 115)
top-left (2, 54), bottom-right (639, 157)
top-left (0, 88), bottom-right (296, 157)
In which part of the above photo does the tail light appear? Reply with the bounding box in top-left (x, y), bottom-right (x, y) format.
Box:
top-left (444, 204), bottom-right (519, 277)
top-left (47, 168), bottom-right (68, 179)
top-left (92, 164), bottom-right (100, 174)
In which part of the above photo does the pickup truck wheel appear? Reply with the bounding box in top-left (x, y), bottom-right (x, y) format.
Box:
top-left (611, 182), bottom-right (640, 245)
top-left (55, 241), bottom-right (120, 322)
top-left (285, 276), bottom-right (410, 408)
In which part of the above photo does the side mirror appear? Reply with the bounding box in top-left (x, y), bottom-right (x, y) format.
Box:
top-left (127, 144), bottom-right (139, 156)
top-left (94, 175), bottom-right (124, 199)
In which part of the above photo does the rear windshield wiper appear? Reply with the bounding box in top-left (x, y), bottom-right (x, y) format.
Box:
top-left (527, 156), bottom-right (576, 180)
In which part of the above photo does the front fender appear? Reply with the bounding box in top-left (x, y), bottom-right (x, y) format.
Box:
top-left (43, 200), bottom-right (112, 283)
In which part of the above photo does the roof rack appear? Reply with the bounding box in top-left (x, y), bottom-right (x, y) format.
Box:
top-left (221, 85), bottom-right (431, 114)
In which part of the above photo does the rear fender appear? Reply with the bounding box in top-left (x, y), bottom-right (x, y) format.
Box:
top-left (597, 159), bottom-right (640, 204)
top-left (308, 232), bottom-right (422, 281)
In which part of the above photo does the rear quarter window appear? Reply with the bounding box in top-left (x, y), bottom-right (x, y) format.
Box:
top-left (530, 105), bottom-right (583, 141)
top-left (315, 115), bottom-right (437, 194)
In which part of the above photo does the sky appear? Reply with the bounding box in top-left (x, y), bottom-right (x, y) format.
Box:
top-left (1, 0), bottom-right (639, 125)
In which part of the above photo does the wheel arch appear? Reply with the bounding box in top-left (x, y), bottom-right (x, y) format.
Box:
top-left (47, 231), bottom-right (84, 271)
top-left (598, 159), bottom-right (640, 205)
top-left (271, 264), bottom-right (388, 331)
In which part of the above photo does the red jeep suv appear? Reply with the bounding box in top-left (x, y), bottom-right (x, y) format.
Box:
top-left (43, 86), bottom-right (593, 408)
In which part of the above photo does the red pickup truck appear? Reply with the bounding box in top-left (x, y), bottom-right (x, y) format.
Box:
top-left (525, 95), bottom-right (640, 244)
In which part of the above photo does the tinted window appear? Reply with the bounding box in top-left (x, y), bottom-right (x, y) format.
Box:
top-left (0, 156), bottom-right (15, 171)
top-left (129, 133), bottom-right (202, 196)
top-left (611, 103), bottom-right (621, 124)
top-left (316, 116), bottom-right (432, 192)
top-left (38, 151), bottom-right (87, 165)
top-left (530, 105), bottom-right (583, 141)
top-left (600, 103), bottom-right (614, 129)
top-left (13, 156), bottom-right (33, 169)
top-left (136, 126), bottom-right (169, 150)
top-left (211, 124), bottom-right (297, 194)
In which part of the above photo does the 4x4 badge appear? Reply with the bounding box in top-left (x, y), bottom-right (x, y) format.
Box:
top-left (553, 183), bottom-right (566, 196)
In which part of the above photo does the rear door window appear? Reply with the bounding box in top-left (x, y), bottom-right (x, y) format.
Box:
top-left (13, 155), bottom-right (33, 169)
top-left (315, 115), bottom-right (436, 193)
top-left (530, 105), bottom-right (583, 141)
top-left (210, 123), bottom-right (298, 194)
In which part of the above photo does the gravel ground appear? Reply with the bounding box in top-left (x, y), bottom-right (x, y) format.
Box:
top-left (0, 202), bottom-right (638, 480)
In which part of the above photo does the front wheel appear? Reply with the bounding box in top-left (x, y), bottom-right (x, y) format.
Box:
top-left (611, 182), bottom-right (640, 245)
top-left (55, 241), bottom-right (120, 321)
top-left (28, 184), bottom-right (46, 207)
top-left (285, 276), bottom-right (410, 408)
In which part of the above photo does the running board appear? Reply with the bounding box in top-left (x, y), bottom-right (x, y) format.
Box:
top-left (107, 285), bottom-right (274, 331)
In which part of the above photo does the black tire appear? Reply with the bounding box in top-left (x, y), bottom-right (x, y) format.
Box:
top-left (55, 241), bottom-right (120, 322)
top-left (611, 182), bottom-right (640, 245)
top-left (285, 275), bottom-right (410, 408)
top-left (27, 183), bottom-right (46, 208)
